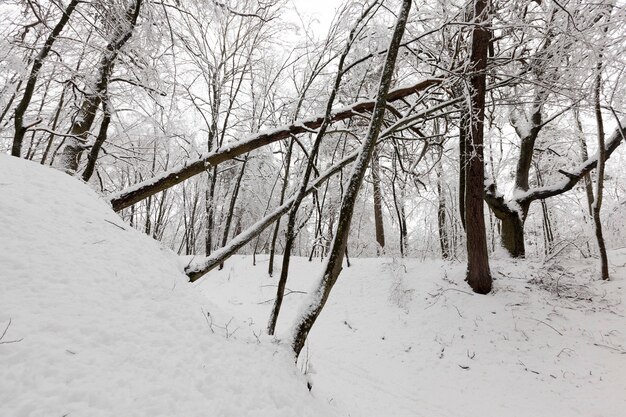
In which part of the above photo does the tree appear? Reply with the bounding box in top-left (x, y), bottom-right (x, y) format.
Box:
top-left (464, 0), bottom-right (492, 294)
top-left (291, 0), bottom-right (412, 359)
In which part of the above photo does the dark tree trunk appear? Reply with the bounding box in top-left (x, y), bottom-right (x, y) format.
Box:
top-left (464, 0), bottom-right (492, 294)
top-left (500, 213), bottom-right (525, 258)
top-left (59, 0), bottom-right (142, 172)
top-left (593, 62), bottom-right (609, 280)
top-left (458, 110), bottom-right (469, 231)
top-left (109, 78), bottom-right (441, 212)
top-left (12, 0), bottom-right (79, 157)
top-left (372, 146), bottom-right (386, 255)
top-left (437, 168), bottom-right (450, 259)
top-left (82, 98), bottom-right (112, 182)
top-left (218, 158), bottom-right (248, 270)
top-left (268, 139), bottom-right (294, 276)
top-left (291, 0), bottom-right (411, 358)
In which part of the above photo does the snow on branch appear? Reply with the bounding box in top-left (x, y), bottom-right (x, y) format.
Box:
top-left (108, 78), bottom-right (442, 212)
top-left (517, 117), bottom-right (626, 203)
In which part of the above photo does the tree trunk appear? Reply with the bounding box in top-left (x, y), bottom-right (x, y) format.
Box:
top-left (500, 213), bottom-right (525, 258)
top-left (82, 98), bottom-right (112, 182)
top-left (109, 77), bottom-right (442, 212)
top-left (268, 139), bottom-right (294, 276)
top-left (593, 62), bottom-right (609, 280)
top-left (265, 2), bottom-right (380, 336)
top-left (186, 152), bottom-right (357, 281)
top-left (218, 158), bottom-right (248, 270)
top-left (464, 0), bottom-right (492, 294)
top-left (291, 0), bottom-right (411, 358)
top-left (11, 0), bottom-right (79, 157)
top-left (59, 0), bottom-right (142, 172)
top-left (371, 146), bottom-right (386, 255)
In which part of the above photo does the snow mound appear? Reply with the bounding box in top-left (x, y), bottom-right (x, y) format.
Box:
top-left (0, 155), bottom-right (334, 417)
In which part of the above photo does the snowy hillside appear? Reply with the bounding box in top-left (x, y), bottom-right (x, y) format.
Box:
top-left (0, 155), bottom-right (335, 417)
top-left (199, 255), bottom-right (626, 417)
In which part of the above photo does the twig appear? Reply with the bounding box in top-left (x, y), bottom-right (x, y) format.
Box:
top-left (104, 219), bottom-right (126, 231)
top-left (531, 318), bottom-right (563, 336)
top-left (593, 343), bottom-right (626, 354)
top-left (0, 318), bottom-right (23, 344)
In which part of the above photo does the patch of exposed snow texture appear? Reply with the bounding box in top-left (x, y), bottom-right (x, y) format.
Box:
top-left (0, 155), bottom-right (336, 417)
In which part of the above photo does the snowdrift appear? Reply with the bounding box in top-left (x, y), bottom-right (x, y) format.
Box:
top-left (0, 155), bottom-right (334, 417)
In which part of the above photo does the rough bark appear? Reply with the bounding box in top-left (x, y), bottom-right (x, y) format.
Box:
top-left (465, 0), bottom-right (492, 294)
top-left (11, 0), bottom-right (80, 157)
top-left (291, 0), bottom-right (412, 358)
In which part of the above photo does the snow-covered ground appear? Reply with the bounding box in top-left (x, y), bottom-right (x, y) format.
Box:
top-left (0, 155), bottom-right (335, 417)
top-left (2, 155), bottom-right (625, 416)
top-left (198, 254), bottom-right (626, 416)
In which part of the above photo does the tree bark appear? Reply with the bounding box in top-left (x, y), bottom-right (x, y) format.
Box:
top-left (464, 0), bottom-right (492, 294)
top-left (291, 0), bottom-right (412, 358)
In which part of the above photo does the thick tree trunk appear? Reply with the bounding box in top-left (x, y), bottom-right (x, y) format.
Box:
top-left (291, 0), bottom-right (411, 358)
top-left (371, 146), bottom-right (386, 255)
top-left (82, 98), bottom-right (112, 182)
top-left (464, 0), bottom-right (492, 294)
top-left (458, 110), bottom-right (469, 231)
top-left (500, 213), bottom-right (525, 258)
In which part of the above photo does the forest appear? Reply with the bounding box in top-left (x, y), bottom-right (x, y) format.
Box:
top-left (1, 0), bottom-right (625, 415)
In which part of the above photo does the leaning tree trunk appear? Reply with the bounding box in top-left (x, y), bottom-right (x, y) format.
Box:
top-left (59, 0), bottom-right (142, 173)
top-left (11, 0), bottom-right (80, 157)
top-left (291, 0), bottom-right (412, 358)
top-left (265, 1), bottom-right (383, 336)
top-left (464, 0), bottom-right (492, 294)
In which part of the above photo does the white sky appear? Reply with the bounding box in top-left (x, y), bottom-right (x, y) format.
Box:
top-left (290, 0), bottom-right (340, 33)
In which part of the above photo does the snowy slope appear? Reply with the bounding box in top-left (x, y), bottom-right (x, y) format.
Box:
top-left (0, 155), bottom-right (336, 417)
top-left (199, 254), bottom-right (626, 417)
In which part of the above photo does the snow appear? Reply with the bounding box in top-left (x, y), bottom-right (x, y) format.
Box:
top-left (2, 154), bottom-right (625, 417)
top-left (0, 155), bottom-right (335, 417)
top-left (198, 255), bottom-right (626, 417)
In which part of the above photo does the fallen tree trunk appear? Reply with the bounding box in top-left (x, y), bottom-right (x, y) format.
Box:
top-left (109, 78), bottom-right (442, 211)
top-left (185, 151), bottom-right (358, 282)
